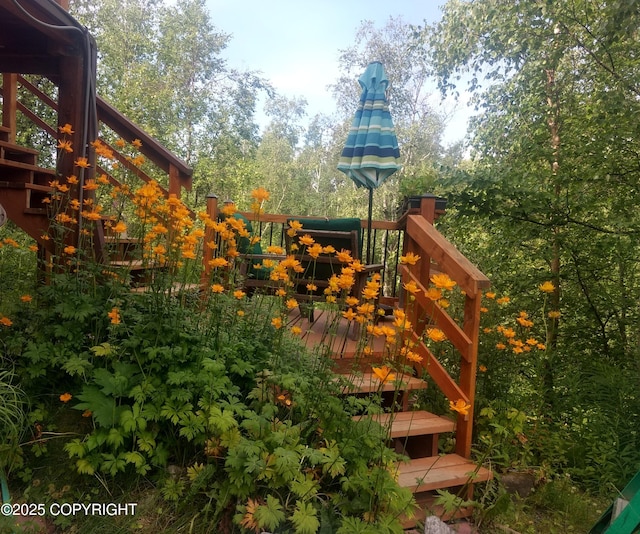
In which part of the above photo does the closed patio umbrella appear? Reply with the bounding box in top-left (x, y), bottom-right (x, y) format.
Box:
top-left (338, 61), bottom-right (401, 264)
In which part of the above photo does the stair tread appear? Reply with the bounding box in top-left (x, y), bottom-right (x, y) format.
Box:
top-left (355, 410), bottom-right (455, 437)
top-left (397, 453), bottom-right (492, 493)
top-left (0, 157), bottom-right (56, 174)
top-left (337, 372), bottom-right (428, 394)
top-left (0, 140), bottom-right (40, 155)
top-left (0, 180), bottom-right (53, 193)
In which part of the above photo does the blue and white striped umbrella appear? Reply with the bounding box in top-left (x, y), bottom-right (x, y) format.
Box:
top-left (338, 61), bottom-right (401, 262)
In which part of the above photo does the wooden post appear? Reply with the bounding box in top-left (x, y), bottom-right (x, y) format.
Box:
top-left (168, 163), bottom-right (181, 198)
top-left (201, 193), bottom-right (218, 284)
top-left (456, 291), bottom-right (483, 459)
top-left (419, 195), bottom-right (436, 224)
top-left (2, 73), bottom-right (17, 143)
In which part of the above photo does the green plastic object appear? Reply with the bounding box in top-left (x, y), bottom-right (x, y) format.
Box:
top-left (590, 471), bottom-right (640, 533)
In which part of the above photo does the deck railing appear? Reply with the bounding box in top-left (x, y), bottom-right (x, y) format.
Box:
top-left (1, 74), bottom-right (193, 203)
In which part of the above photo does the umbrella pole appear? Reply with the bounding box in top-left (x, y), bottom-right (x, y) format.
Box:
top-left (366, 188), bottom-right (373, 264)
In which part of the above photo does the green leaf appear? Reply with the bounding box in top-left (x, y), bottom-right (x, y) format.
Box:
top-left (123, 451), bottom-right (145, 468)
top-left (106, 427), bottom-right (126, 449)
top-left (76, 458), bottom-right (96, 475)
top-left (291, 500), bottom-right (320, 534)
top-left (100, 452), bottom-right (126, 476)
top-left (255, 495), bottom-right (285, 531)
top-left (64, 439), bottom-right (87, 459)
top-left (120, 403), bottom-right (147, 433)
top-left (63, 355), bottom-right (93, 377)
top-left (91, 342), bottom-right (115, 357)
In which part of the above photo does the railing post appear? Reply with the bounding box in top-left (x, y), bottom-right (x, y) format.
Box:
top-left (168, 164), bottom-right (181, 198)
top-left (456, 291), bottom-right (483, 458)
top-left (2, 73), bottom-right (17, 143)
top-left (201, 193), bottom-right (219, 284)
top-left (419, 195), bottom-right (437, 224)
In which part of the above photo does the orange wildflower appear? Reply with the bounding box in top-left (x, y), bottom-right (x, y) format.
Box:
top-left (400, 252), bottom-right (421, 265)
top-left (108, 307), bottom-right (121, 325)
top-left (372, 365), bottom-right (396, 383)
top-left (449, 399), bottom-right (471, 416)
top-left (74, 157), bottom-right (91, 168)
top-left (59, 392), bottom-right (72, 403)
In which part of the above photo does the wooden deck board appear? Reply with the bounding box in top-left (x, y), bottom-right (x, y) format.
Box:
top-left (356, 411), bottom-right (455, 438)
top-left (397, 454), bottom-right (492, 493)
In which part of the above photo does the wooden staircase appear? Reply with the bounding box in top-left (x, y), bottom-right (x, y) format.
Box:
top-left (0, 125), bottom-right (55, 248)
top-left (339, 369), bottom-right (492, 527)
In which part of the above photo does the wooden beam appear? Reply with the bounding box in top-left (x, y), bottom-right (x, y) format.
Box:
top-left (2, 74), bottom-right (17, 143)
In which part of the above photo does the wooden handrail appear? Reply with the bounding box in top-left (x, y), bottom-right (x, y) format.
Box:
top-left (96, 96), bottom-right (192, 191)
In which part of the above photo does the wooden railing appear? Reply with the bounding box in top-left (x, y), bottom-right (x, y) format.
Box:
top-left (2, 74), bottom-right (193, 203)
top-left (401, 196), bottom-right (491, 458)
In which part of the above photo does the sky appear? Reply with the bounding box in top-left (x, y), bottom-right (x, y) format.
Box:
top-left (204, 0), bottom-right (469, 145)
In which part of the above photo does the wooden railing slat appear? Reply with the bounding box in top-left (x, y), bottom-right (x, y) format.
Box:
top-left (400, 264), bottom-right (473, 362)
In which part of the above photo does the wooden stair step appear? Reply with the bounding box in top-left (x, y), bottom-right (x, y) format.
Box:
top-left (355, 410), bottom-right (455, 438)
top-left (0, 157), bottom-right (56, 175)
top-left (337, 372), bottom-right (428, 395)
top-left (0, 181), bottom-right (53, 193)
top-left (0, 141), bottom-right (38, 166)
top-left (397, 454), bottom-right (492, 493)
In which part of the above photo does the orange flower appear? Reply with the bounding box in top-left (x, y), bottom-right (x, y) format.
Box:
top-left (0, 316), bottom-right (12, 327)
top-left (82, 179), bottom-right (98, 191)
top-left (63, 245), bottom-right (76, 255)
top-left (58, 123), bottom-right (74, 135)
top-left (251, 187), bottom-right (270, 202)
top-left (208, 257), bottom-right (229, 269)
top-left (449, 399), bottom-right (471, 416)
top-left (539, 281), bottom-right (555, 293)
top-left (107, 307), bottom-right (121, 325)
top-left (112, 221), bottom-right (127, 234)
top-left (400, 252), bottom-right (421, 265)
top-left (372, 365), bottom-right (396, 383)
top-left (211, 284), bottom-right (225, 294)
top-left (74, 157), bottom-right (91, 168)
top-left (298, 234), bottom-right (315, 246)
top-left (82, 410), bottom-right (92, 417)
top-left (336, 249), bottom-right (353, 263)
top-left (20, 295), bottom-right (32, 303)
top-left (271, 317), bottom-right (283, 329)
top-left (287, 220), bottom-right (303, 237)
top-left (57, 139), bottom-right (73, 153)
top-left (132, 138), bottom-right (143, 148)
top-left (426, 328), bottom-right (447, 342)
top-left (430, 273), bottom-right (456, 291)
top-left (342, 308), bottom-right (357, 321)
top-left (233, 290), bottom-right (246, 300)
top-left (403, 280), bottom-right (420, 295)
top-left (266, 245), bottom-right (284, 254)
top-left (59, 392), bottom-right (72, 403)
